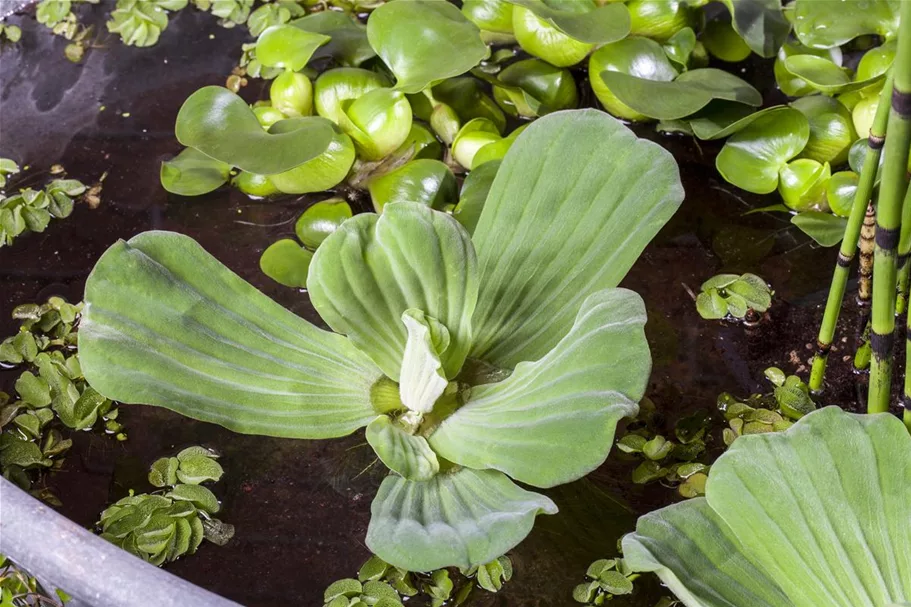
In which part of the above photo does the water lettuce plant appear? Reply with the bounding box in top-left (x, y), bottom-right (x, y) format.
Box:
top-left (79, 110), bottom-right (683, 570)
top-left (622, 406), bottom-right (911, 607)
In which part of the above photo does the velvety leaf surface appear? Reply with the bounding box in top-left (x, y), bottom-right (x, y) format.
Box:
top-left (431, 289), bottom-right (646, 487)
top-left (366, 467), bottom-right (557, 570)
top-left (308, 203), bottom-right (478, 380)
top-left (366, 415), bottom-right (440, 482)
top-left (715, 107), bottom-right (809, 194)
top-left (624, 407), bottom-right (911, 607)
top-left (721, 0), bottom-right (789, 57)
top-left (366, 0), bottom-right (490, 94)
top-left (174, 87), bottom-right (335, 175)
top-left (622, 498), bottom-right (790, 607)
top-left (469, 109), bottom-right (683, 368)
top-left (793, 0), bottom-right (900, 49)
top-left (159, 148), bottom-right (231, 196)
top-left (80, 231), bottom-right (382, 439)
top-left (505, 0), bottom-right (630, 44)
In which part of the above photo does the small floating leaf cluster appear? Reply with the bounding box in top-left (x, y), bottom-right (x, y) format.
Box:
top-left (97, 446), bottom-right (234, 566)
top-left (0, 298), bottom-right (124, 504)
top-left (694, 272), bottom-right (772, 321)
top-left (324, 554), bottom-right (512, 607)
top-left (572, 558), bottom-right (635, 605)
top-left (0, 161), bottom-right (87, 248)
top-left (0, 555), bottom-right (69, 607)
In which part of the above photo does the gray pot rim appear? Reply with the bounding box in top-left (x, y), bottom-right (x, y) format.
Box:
top-left (0, 477), bottom-right (241, 607)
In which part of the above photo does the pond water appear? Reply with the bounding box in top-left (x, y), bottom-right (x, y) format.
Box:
top-left (0, 4), bottom-right (874, 606)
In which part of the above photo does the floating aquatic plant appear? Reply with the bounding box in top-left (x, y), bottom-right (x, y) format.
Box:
top-left (623, 406), bottom-right (911, 607)
top-left (80, 110), bottom-right (683, 569)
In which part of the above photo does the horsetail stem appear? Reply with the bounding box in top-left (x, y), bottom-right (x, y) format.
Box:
top-left (869, 2), bottom-right (911, 413)
top-left (808, 77), bottom-right (893, 393)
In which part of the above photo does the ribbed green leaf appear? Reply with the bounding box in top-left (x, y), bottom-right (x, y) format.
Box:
top-left (80, 231), bottom-right (383, 439)
top-left (469, 109), bottom-right (683, 369)
top-left (308, 203), bottom-right (478, 381)
top-left (365, 415), bottom-right (439, 481)
top-left (430, 289), bottom-right (646, 488)
top-left (366, 467), bottom-right (557, 571)
top-left (623, 498), bottom-right (789, 607)
top-left (623, 407), bottom-right (911, 607)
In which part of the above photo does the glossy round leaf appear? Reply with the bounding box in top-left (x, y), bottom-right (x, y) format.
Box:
top-left (267, 125), bottom-right (355, 194)
top-left (314, 68), bottom-right (390, 125)
top-left (720, 0), bottom-right (790, 57)
top-left (791, 211), bottom-right (847, 247)
top-left (160, 148), bottom-right (231, 197)
top-left (793, 0), bottom-right (900, 49)
top-left (452, 160), bottom-right (500, 235)
top-left (507, 0), bottom-right (630, 44)
top-left (295, 198), bottom-right (353, 249)
top-left (826, 170), bottom-right (858, 217)
top-left (702, 19), bottom-right (751, 62)
top-left (462, 0), bottom-right (515, 35)
top-left (290, 11), bottom-right (375, 67)
top-left (255, 24), bottom-right (330, 71)
top-left (627, 0), bottom-right (699, 42)
top-left (784, 54), bottom-right (885, 95)
top-left (791, 95), bottom-right (857, 166)
top-left (494, 58), bottom-right (578, 117)
top-left (338, 88), bottom-right (413, 161)
top-left (716, 107), bottom-right (810, 194)
top-left (778, 158), bottom-right (830, 212)
top-left (590, 37), bottom-right (678, 121)
top-left (260, 239), bottom-right (313, 288)
top-left (174, 87), bottom-right (335, 175)
top-left (367, 159), bottom-right (458, 213)
top-left (366, 0), bottom-right (490, 94)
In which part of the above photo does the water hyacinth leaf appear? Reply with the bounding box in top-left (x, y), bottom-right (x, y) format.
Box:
top-left (715, 107), bottom-right (809, 194)
top-left (160, 148), bottom-right (231, 196)
top-left (367, 159), bottom-right (458, 213)
top-left (600, 68), bottom-right (761, 121)
top-left (255, 25), bottom-right (330, 71)
top-left (267, 125), bottom-right (355, 195)
top-left (701, 20), bottom-right (751, 63)
top-left (783, 55), bottom-right (885, 95)
top-left (430, 289), bottom-right (646, 488)
top-left (469, 110), bottom-right (683, 368)
top-left (295, 198), bottom-right (353, 249)
top-left (663, 27), bottom-right (697, 68)
top-left (290, 11), bottom-right (375, 67)
top-left (590, 37), bottom-right (679, 121)
top-left (79, 231), bottom-right (383, 439)
top-left (826, 170), bottom-right (858, 217)
top-left (791, 95), bottom-right (857, 166)
top-left (494, 59), bottom-right (578, 117)
top-left (452, 160), bottom-right (500, 236)
top-left (505, 0), bottom-right (630, 44)
top-left (793, 0), bottom-right (900, 49)
top-left (365, 415), bottom-right (439, 482)
top-left (461, 0), bottom-right (515, 35)
top-left (791, 211), bottom-right (848, 247)
top-left (366, 0), bottom-right (490, 94)
top-left (720, 0), bottom-right (789, 57)
top-left (308, 203), bottom-right (478, 381)
top-left (175, 87), bottom-right (335, 175)
top-left (626, 407), bottom-right (911, 606)
top-left (778, 158), bottom-right (830, 211)
top-left (366, 467), bottom-right (557, 570)
top-left (259, 239), bottom-right (313, 288)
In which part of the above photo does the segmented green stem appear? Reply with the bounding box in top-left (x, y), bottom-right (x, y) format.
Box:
top-left (869, 1), bottom-right (911, 414)
top-left (808, 76), bottom-right (893, 393)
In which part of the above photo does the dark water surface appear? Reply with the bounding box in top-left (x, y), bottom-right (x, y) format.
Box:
top-left (0, 5), bottom-right (871, 606)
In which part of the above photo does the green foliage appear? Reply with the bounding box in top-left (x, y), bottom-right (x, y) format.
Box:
top-left (322, 553), bottom-right (514, 607)
top-left (573, 558), bottom-right (635, 604)
top-left (107, 0), bottom-right (188, 47)
top-left (0, 25), bottom-right (22, 44)
top-left (1, 172), bottom-right (86, 248)
top-left (0, 159), bottom-right (20, 190)
top-left (81, 111), bottom-right (683, 569)
top-left (98, 445), bottom-right (232, 566)
top-left (622, 407), bottom-right (911, 606)
top-left (0, 555), bottom-right (69, 607)
top-left (695, 273), bottom-right (772, 320)
top-left (0, 298), bottom-right (123, 503)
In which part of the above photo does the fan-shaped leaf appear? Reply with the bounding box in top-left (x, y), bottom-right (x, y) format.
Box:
top-left (308, 203), bottom-right (478, 380)
top-left (469, 109), bottom-right (683, 369)
top-left (430, 289), bottom-right (646, 488)
top-left (79, 232), bottom-right (382, 439)
top-left (366, 467), bottom-right (557, 570)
